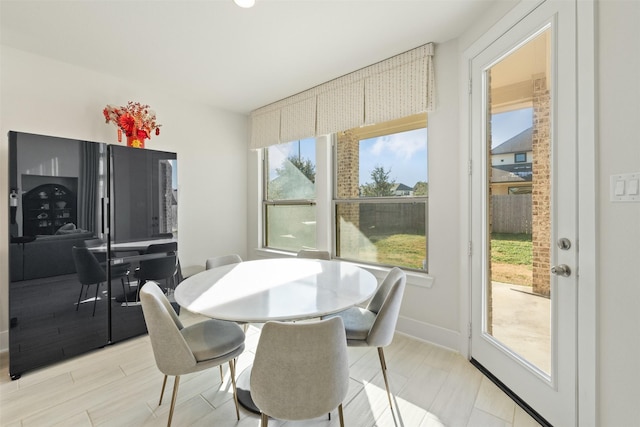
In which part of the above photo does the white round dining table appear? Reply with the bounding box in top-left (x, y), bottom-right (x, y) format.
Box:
top-left (174, 257), bottom-right (379, 414)
top-left (174, 257), bottom-right (378, 323)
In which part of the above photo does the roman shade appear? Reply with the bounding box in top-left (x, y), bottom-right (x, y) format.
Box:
top-left (249, 42), bottom-right (434, 149)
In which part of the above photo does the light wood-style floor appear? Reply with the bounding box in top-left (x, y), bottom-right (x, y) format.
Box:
top-left (0, 309), bottom-right (541, 427)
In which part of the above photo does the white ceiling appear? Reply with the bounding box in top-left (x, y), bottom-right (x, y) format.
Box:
top-left (0, 0), bottom-right (506, 114)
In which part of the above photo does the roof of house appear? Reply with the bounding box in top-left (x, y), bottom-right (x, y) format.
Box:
top-left (492, 127), bottom-right (533, 155)
top-left (393, 183), bottom-right (413, 192)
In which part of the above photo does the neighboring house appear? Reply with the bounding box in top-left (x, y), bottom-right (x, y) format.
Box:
top-left (392, 183), bottom-right (414, 196)
top-left (491, 127), bottom-right (533, 195)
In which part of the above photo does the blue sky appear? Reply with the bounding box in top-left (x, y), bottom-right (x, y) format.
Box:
top-left (359, 128), bottom-right (427, 187)
top-left (267, 139), bottom-right (316, 179)
top-left (358, 108), bottom-right (532, 186)
top-left (490, 107), bottom-right (533, 148)
top-left (171, 159), bottom-right (178, 189)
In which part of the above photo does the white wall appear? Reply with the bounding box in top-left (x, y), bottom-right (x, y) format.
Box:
top-left (0, 47), bottom-right (249, 351)
top-left (596, 1), bottom-right (640, 425)
top-left (397, 39), bottom-right (462, 347)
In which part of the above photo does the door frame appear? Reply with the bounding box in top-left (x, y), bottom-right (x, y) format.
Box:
top-left (458, 1), bottom-right (597, 425)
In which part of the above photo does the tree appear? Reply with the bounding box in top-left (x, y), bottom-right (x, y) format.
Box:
top-left (283, 156), bottom-right (315, 183)
top-left (413, 181), bottom-right (428, 196)
top-left (269, 155), bottom-right (316, 199)
top-left (361, 165), bottom-right (396, 197)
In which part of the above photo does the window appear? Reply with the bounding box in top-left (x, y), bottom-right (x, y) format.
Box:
top-left (263, 138), bottom-right (317, 252)
top-left (514, 152), bottom-right (527, 163)
top-left (334, 114), bottom-right (428, 271)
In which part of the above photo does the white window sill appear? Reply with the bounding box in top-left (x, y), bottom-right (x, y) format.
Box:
top-left (253, 247), bottom-right (435, 289)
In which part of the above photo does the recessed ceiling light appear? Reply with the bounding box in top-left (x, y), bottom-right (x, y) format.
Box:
top-left (234, 0), bottom-right (255, 8)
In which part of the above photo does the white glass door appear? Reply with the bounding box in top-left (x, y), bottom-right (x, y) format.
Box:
top-left (469, 1), bottom-right (577, 425)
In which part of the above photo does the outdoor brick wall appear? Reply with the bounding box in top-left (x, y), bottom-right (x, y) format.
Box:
top-left (487, 71), bottom-right (494, 334)
top-left (336, 131), bottom-right (360, 257)
top-left (531, 76), bottom-right (551, 297)
top-left (159, 161), bottom-right (175, 235)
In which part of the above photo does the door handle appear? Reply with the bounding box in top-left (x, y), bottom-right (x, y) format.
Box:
top-left (551, 264), bottom-right (571, 277)
top-left (557, 238), bottom-right (571, 250)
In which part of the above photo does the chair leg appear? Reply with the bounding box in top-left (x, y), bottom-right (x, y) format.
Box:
top-left (167, 375), bottom-right (180, 427)
top-left (159, 374), bottom-right (168, 406)
top-left (135, 279), bottom-right (146, 303)
top-left (169, 274), bottom-right (175, 294)
top-left (92, 283), bottom-right (101, 316)
top-left (219, 365), bottom-right (223, 382)
top-left (76, 285), bottom-right (84, 311)
top-left (338, 403), bottom-right (345, 427)
top-left (229, 358), bottom-right (240, 420)
top-left (377, 347), bottom-right (393, 409)
top-left (261, 412), bottom-right (269, 427)
top-left (121, 278), bottom-right (129, 306)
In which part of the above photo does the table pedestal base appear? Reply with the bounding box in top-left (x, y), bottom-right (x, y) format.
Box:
top-left (236, 366), bottom-right (260, 414)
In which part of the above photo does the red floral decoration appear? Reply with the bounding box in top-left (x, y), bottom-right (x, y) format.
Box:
top-left (103, 101), bottom-right (161, 148)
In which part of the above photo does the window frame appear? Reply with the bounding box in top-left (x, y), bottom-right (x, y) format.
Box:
top-left (331, 114), bottom-right (429, 272)
top-left (261, 140), bottom-right (318, 252)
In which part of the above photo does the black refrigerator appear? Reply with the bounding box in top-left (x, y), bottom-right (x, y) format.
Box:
top-left (7, 131), bottom-right (178, 379)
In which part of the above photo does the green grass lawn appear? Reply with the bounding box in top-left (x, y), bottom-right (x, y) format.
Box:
top-left (370, 234), bottom-right (426, 270)
top-left (490, 233), bottom-right (532, 265)
top-left (270, 215), bottom-right (529, 277)
top-left (490, 233), bottom-right (533, 286)
top-left (269, 208), bottom-right (531, 275)
top-left (368, 232), bottom-right (533, 282)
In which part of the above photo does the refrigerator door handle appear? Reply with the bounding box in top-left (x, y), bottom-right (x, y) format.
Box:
top-left (102, 197), bottom-right (109, 234)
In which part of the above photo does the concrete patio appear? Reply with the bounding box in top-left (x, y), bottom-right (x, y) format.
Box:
top-left (491, 281), bottom-right (551, 374)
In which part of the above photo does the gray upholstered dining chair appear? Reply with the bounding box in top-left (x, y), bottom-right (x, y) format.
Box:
top-left (296, 249), bottom-right (331, 260)
top-left (250, 317), bottom-right (349, 427)
top-left (324, 267), bottom-right (406, 410)
top-left (140, 282), bottom-right (245, 427)
top-left (205, 253), bottom-right (242, 270)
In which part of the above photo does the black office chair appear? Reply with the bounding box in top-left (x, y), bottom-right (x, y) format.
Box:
top-left (82, 237), bottom-right (133, 300)
top-left (72, 246), bottom-right (131, 316)
top-left (135, 242), bottom-right (178, 297)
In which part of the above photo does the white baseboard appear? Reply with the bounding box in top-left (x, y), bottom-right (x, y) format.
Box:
top-left (0, 318), bottom-right (463, 360)
top-left (0, 329), bottom-right (8, 354)
top-left (395, 315), bottom-right (461, 353)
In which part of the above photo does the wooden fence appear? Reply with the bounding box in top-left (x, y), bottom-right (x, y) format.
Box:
top-left (359, 202), bottom-right (426, 237)
top-left (491, 194), bottom-right (532, 234)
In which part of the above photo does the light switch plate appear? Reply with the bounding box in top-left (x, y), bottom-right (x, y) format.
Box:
top-left (610, 173), bottom-right (640, 202)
